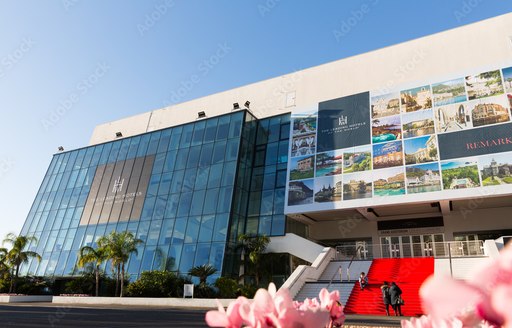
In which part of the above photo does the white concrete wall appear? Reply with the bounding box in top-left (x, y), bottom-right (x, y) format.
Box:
top-left (0, 295), bottom-right (53, 303)
top-left (90, 13), bottom-right (512, 145)
top-left (53, 296), bottom-right (236, 308)
top-left (268, 233), bottom-right (325, 263)
top-left (434, 257), bottom-right (491, 280)
top-left (310, 206), bottom-right (512, 244)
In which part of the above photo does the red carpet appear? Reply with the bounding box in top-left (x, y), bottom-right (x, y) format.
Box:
top-left (343, 258), bottom-right (434, 316)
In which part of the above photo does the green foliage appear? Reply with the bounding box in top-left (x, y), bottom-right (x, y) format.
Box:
top-left (238, 234), bottom-right (270, 286)
top-left (214, 277), bottom-right (239, 298)
top-left (126, 271), bottom-right (191, 298)
top-left (2, 233), bottom-right (42, 293)
top-left (194, 282), bottom-right (217, 298)
top-left (64, 275), bottom-right (94, 295)
top-left (188, 264), bottom-right (217, 284)
top-left (441, 165), bottom-right (480, 189)
top-left (239, 284), bottom-right (258, 298)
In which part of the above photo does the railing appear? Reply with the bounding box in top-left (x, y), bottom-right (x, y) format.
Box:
top-left (335, 240), bottom-right (485, 260)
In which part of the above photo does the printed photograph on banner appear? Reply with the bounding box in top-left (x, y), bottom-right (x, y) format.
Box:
top-left (289, 155), bottom-right (315, 181)
top-left (502, 66), bottom-right (512, 93)
top-left (292, 115), bottom-right (317, 136)
top-left (314, 176), bottom-right (342, 203)
top-left (291, 133), bottom-right (316, 157)
top-left (343, 171), bottom-right (372, 200)
top-left (287, 180), bottom-right (314, 206)
top-left (373, 166), bottom-right (406, 197)
top-left (405, 162), bottom-right (442, 194)
top-left (315, 150), bottom-right (343, 177)
top-left (400, 85), bottom-right (432, 113)
top-left (465, 69), bottom-right (504, 100)
top-left (343, 145), bottom-right (372, 173)
top-left (441, 159), bottom-right (480, 190)
top-left (466, 95), bottom-right (510, 128)
top-left (372, 114), bottom-right (402, 144)
top-left (404, 135), bottom-right (438, 165)
top-left (373, 140), bottom-right (403, 170)
top-left (371, 92), bottom-right (401, 118)
top-left (432, 78), bottom-right (467, 106)
top-left (402, 109), bottom-right (435, 138)
top-left (478, 152), bottom-right (512, 186)
top-left (434, 102), bottom-right (473, 133)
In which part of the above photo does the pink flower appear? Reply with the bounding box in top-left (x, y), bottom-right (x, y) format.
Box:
top-left (415, 242), bottom-right (512, 327)
top-left (319, 288), bottom-right (345, 327)
top-left (206, 298), bottom-right (247, 328)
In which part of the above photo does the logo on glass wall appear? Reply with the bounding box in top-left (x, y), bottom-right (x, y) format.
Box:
top-left (112, 176), bottom-right (125, 193)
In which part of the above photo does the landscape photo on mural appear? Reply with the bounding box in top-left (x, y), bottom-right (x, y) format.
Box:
top-left (285, 65), bottom-right (512, 213)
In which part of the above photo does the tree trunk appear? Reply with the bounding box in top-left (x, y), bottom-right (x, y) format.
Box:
top-left (11, 264), bottom-right (20, 294)
top-left (95, 265), bottom-right (100, 297)
top-left (120, 262), bottom-right (125, 297)
top-left (115, 264), bottom-right (120, 297)
top-left (8, 267), bottom-right (14, 294)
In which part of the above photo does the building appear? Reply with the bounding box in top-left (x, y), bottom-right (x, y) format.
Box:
top-left (18, 14), bottom-right (512, 285)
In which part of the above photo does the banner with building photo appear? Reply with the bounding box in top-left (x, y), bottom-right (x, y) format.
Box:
top-left (285, 65), bottom-right (512, 215)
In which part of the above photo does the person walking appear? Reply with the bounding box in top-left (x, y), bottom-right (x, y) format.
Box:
top-left (389, 281), bottom-right (403, 316)
top-left (358, 272), bottom-right (368, 290)
top-left (380, 281), bottom-right (391, 316)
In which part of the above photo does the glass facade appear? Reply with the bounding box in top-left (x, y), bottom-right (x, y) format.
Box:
top-left (19, 110), bottom-right (291, 281)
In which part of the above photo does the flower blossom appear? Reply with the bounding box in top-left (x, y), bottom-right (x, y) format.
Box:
top-left (205, 283), bottom-right (344, 328)
top-left (402, 242), bottom-right (512, 328)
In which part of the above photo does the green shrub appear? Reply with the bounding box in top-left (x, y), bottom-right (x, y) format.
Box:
top-left (214, 277), bottom-right (239, 298)
top-left (194, 282), bottom-right (217, 298)
top-left (127, 271), bottom-right (191, 298)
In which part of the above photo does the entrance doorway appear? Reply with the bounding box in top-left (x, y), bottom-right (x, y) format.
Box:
top-left (380, 234), bottom-right (445, 258)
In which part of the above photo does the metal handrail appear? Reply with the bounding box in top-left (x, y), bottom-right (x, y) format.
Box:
top-left (335, 240), bottom-right (485, 259)
top-left (326, 265), bottom-right (342, 289)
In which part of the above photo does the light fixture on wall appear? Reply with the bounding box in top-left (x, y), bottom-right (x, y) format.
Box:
top-left (244, 100), bottom-right (250, 108)
top-left (233, 103), bottom-right (240, 110)
top-left (57, 146), bottom-right (64, 152)
top-left (115, 132), bottom-right (123, 138)
top-left (197, 111), bottom-right (206, 118)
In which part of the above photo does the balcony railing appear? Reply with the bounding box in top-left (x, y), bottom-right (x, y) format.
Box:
top-left (335, 240), bottom-right (485, 260)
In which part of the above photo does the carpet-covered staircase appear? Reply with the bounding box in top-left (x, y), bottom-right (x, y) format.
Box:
top-left (343, 258), bottom-right (434, 316)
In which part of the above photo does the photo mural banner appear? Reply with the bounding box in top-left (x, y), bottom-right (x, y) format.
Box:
top-left (285, 65), bottom-right (512, 214)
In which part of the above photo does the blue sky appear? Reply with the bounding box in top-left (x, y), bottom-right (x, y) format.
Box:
top-left (404, 135), bottom-right (431, 153)
top-left (0, 1), bottom-right (511, 239)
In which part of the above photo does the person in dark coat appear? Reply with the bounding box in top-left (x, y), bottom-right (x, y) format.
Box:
top-left (389, 281), bottom-right (403, 316)
top-left (380, 281), bottom-right (391, 316)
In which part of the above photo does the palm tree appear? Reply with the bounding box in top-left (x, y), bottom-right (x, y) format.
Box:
top-left (189, 264), bottom-right (217, 284)
top-left (0, 247), bottom-right (9, 278)
top-left (237, 234), bottom-right (270, 286)
top-left (2, 233), bottom-right (41, 293)
top-left (78, 245), bottom-right (108, 297)
top-left (98, 231), bottom-right (143, 297)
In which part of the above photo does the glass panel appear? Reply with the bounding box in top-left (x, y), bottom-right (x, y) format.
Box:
top-left (147, 220), bottom-right (162, 246)
top-left (168, 126), bottom-right (182, 151)
top-left (194, 243), bottom-right (211, 266)
top-left (190, 190), bottom-right (206, 216)
top-left (203, 189), bottom-right (219, 215)
top-left (164, 194), bottom-right (179, 219)
top-left (159, 219), bottom-right (175, 245)
top-left (213, 214), bottom-right (229, 242)
top-left (175, 148), bottom-right (189, 171)
top-left (152, 153), bottom-right (166, 175)
top-left (271, 215), bottom-right (285, 236)
top-left (258, 216), bottom-right (272, 235)
top-left (170, 170), bottom-right (184, 194)
top-left (212, 141), bottom-right (227, 164)
top-left (179, 244), bottom-right (196, 274)
top-left (199, 144), bottom-right (214, 168)
top-left (207, 163), bottom-right (223, 188)
top-left (187, 145), bottom-right (201, 168)
top-left (140, 246), bottom-right (156, 272)
top-left (198, 215), bottom-right (215, 242)
top-left (209, 243), bottom-right (225, 273)
top-left (185, 216), bottom-right (201, 243)
top-left (164, 150), bottom-right (177, 172)
top-left (192, 121), bottom-right (205, 146)
top-left (177, 192), bottom-right (192, 217)
top-left (203, 118), bottom-right (218, 143)
top-left (195, 167), bottom-right (210, 190)
top-left (216, 115), bottom-right (230, 140)
top-left (217, 187), bottom-right (233, 213)
top-left (168, 244), bottom-right (182, 271)
top-left (180, 124), bottom-right (194, 148)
